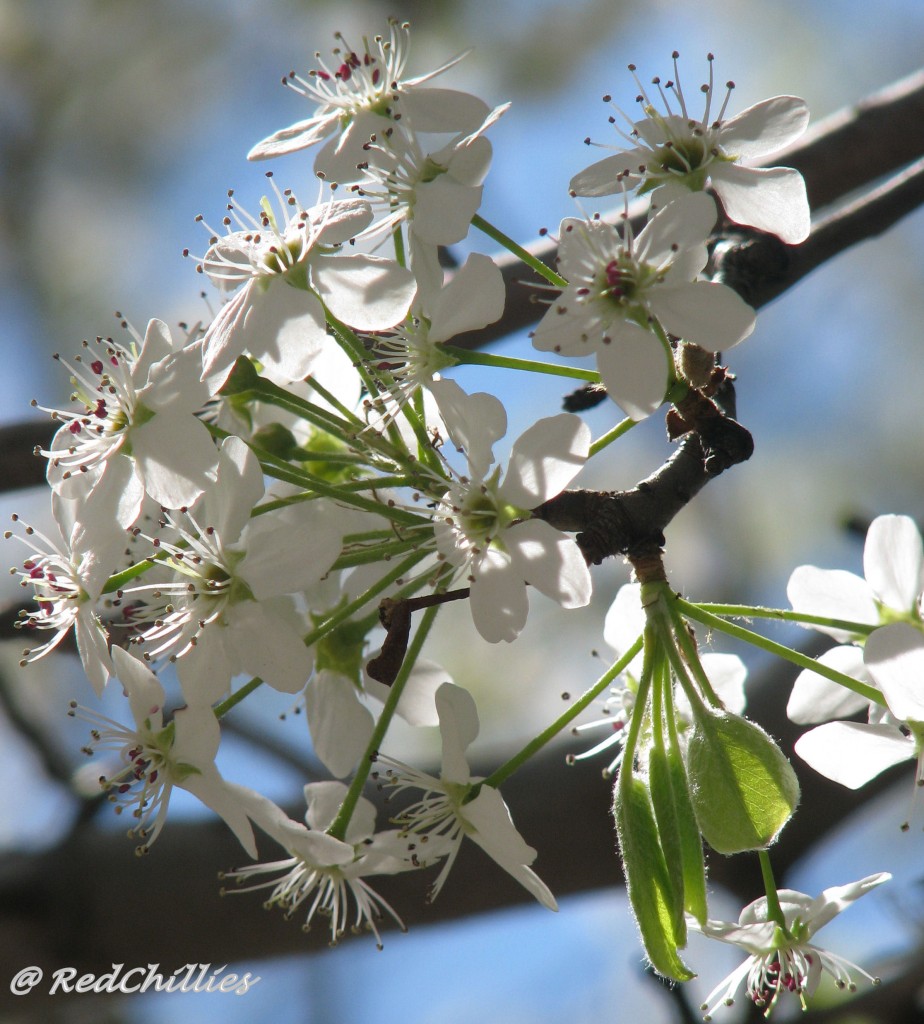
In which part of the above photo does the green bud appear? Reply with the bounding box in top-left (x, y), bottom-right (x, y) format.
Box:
top-left (252, 423), bottom-right (299, 461)
top-left (685, 711), bottom-right (800, 855)
top-left (614, 773), bottom-right (694, 982)
top-left (217, 355), bottom-right (261, 396)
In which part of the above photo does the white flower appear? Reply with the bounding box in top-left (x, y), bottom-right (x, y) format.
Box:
top-left (794, 623), bottom-right (924, 797)
top-left (571, 53), bottom-right (810, 244)
top-left (365, 253), bottom-right (505, 415)
top-left (431, 394), bottom-right (592, 642)
top-left (6, 496), bottom-right (113, 695)
top-left (572, 583), bottom-right (746, 775)
top-left (353, 104), bottom-right (508, 301)
top-left (788, 514), bottom-right (924, 642)
top-left (197, 187), bottom-right (415, 387)
top-left (377, 682), bottom-right (557, 910)
top-left (124, 436), bottom-right (345, 703)
top-left (692, 873), bottom-right (889, 1019)
top-left (39, 320), bottom-right (217, 537)
top-left (247, 19), bottom-right (490, 183)
top-left (70, 646), bottom-right (256, 856)
top-left (532, 193), bottom-right (756, 419)
top-left (221, 781), bottom-right (412, 949)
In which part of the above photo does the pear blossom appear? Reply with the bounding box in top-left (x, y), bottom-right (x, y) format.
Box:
top-left (571, 53), bottom-right (810, 244)
top-left (365, 253), bottom-right (505, 416)
top-left (532, 193), bottom-right (756, 419)
top-left (691, 873), bottom-right (889, 1019)
top-left (70, 646), bottom-right (256, 856)
top-left (38, 320), bottom-right (217, 539)
top-left (6, 497), bottom-right (114, 695)
top-left (431, 395), bottom-right (592, 642)
top-left (247, 19), bottom-right (490, 183)
top-left (353, 105), bottom-right (508, 300)
top-left (123, 436), bottom-right (345, 703)
top-left (196, 186), bottom-right (415, 387)
top-left (221, 781), bottom-right (413, 948)
top-left (376, 682), bottom-right (557, 909)
top-left (795, 623), bottom-right (924, 797)
top-left (788, 513), bottom-right (924, 642)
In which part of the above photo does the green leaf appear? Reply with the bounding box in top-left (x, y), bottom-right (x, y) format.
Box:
top-left (614, 774), bottom-right (694, 982)
top-left (647, 745), bottom-right (687, 944)
top-left (667, 745), bottom-right (708, 924)
top-left (685, 711), bottom-right (800, 855)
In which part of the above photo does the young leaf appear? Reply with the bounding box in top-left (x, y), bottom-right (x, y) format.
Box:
top-left (614, 773), bottom-right (694, 981)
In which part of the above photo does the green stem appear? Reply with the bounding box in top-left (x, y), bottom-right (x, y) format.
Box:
top-left (482, 636), bottom-right (644, 790)
top-left (327, 603), bottom-right (440, 841)
top-left (758, 850), bottom-right (787, 928)
top-left (471, 214), bottom-right (567, 289)
top-left (677, 599), bottom-right (885, 707)
top-left (214, 676), bottom-right (264, 718)
top-left (441, 346), bottom-right (600, 382)
top-left (589, 415), bottom-right (637, 458)
top-left (693, 602), bottom-right (878, 638)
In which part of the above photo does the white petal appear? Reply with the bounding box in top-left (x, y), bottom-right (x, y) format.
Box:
top-left (501, 414), bottom-right (590, 508)
top-left (787, 646), bottom-right (871, 724)
top-left (436, 682), bottom-right (478, 784)
top-left (131, 414), bottom-right (216, 510)
top-left (247, 114), bottom-right (337, 161)
top-left (206, 436), bottom-right (264, 543)
top-left (718, 96), bottom-right (810, 161)
top-left (305, 671), bottom-right (375, 779)
top-left (649, 280), bottom-right (756, 350)
top-left (182, 768), bottom-right (258, 858)
top-left (112, 647), bottom-right (165, 730)
top-left (712, 164), bottom-right (810, 244)
top-left (604, 584), bottom-right (646, 666)
top-left (315, 254), bottom-right (415, 331)
top-left (806, 872), bottom-right (891, 933)
top-left (304, 780), bottom-right (366, 838)
top-left (795, 721), bottom-right (912, 788)
top-left (427, 253), bottom-right (505, 342)
top-left (242, 283), bottom-right (329, 383)
top-left (636, 192), bottom-right (716, 266)
top-left (569, 151), bottom-right (642, 197)
top-left (787, 566), bottom-right (878, 640)
top-left (864, 623), bottom-right (924, 722)
top-left (364, 658), bottom-right (450, 727)
top-left (863, 514), bottom-right (924, 612)
top-left (463, 786), bottom-right (557, 910)
top-left (505, 519), bottom-right (591, 608)
top-left (398, 87), bottom-right (490, 133)
top-left (227, 600), bottom-right (313, 695)
top-left (701, 653), bottom-right (748, 715)
top-left (531, 301), bottom-right (606, 356)
top-left (470, 547), bottom-right (529, 643)
top-left (239, 502), bottom-right (343, 599)
top-left (595, 326), bottom-right (668, 420)
top-left (429, 378), bottom-right (507, 478)
top-left (412, 176), bottom-right (482, 245)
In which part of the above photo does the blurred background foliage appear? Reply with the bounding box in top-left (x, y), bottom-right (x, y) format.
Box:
top-left (2, 0), bottom-right (924, 1021)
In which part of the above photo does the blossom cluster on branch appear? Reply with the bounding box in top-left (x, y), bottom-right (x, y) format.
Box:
top-left (6, 20), bottom-right (906, 1017)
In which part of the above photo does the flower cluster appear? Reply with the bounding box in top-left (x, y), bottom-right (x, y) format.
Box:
top-left (787, 515), bottom-right (924, 807)
top-left (6, 20), bottom-right (896, 1018)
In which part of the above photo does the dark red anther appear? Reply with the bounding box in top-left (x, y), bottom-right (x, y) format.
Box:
top-left (372, 67), bottom-right (380, 86)
top-left (336, 62), bottom-right (353, 80)
top-left (604, 259), bottom-right (625, 297)
top-left (91, 360), bottom-right (105, 375)
top-left (68, 421), bottom-right (81, 434)
top-left (93, 399), bottom-right (107, 418)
